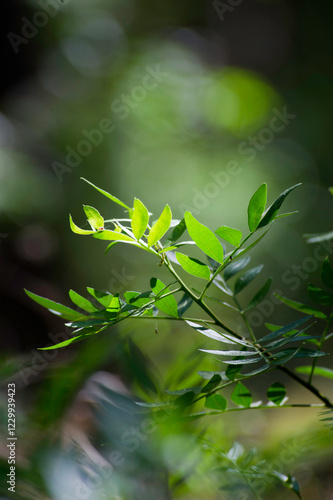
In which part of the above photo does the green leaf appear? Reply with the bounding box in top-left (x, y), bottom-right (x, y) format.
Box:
top-left (258, 183), bottom-right (302, 229)
top-left (215, 226), bottom-right (242, 247)
top-left (201, 374), bottom-right (222, 393)
top-left (25, 289), bottom-right (84, 321)
top-left (308, 283), bottom-right (333, 305)
top-left (69, 214), bottom-right (95, 235)
top-left (205, 394), bottom-right (227, 410)
top-left (295, 366), bottom-right (333, 379)
top-left (247, 183), bottom-right (267, 232)
top-left (92, 230), bottom-right (135, 242)
top-left (226, 364), bottom-right (243, 381)
top-left (176, 252), bottom-right (211, 280)
top-left (267, 382), bottom-right (286, 405)
top-left (321, 258), bottom-right (333, 289)
top-left (274, 294), bottom-right (327, 320)
top-left (231, 382), bottom-right (252, 407)
top-left (147, 205), bottom-right (172, 247)
top-left (234, 265), bottom-right (263, 295)
top-left (268, 348), bottom-right (326, 365)
top-left (87, 288), bottom-right (119, 309)
top-left (123, 291), bottom-right (153, 316)
top-left (83, 205), bottom-right (104, 231)
top-left (260, 315), bottom-right (313, 343)
top-left (150, 278), bottom-right (178, 318)
top-left (38, 330), bottom-right (101, 350)
top-left (185, 212), bottom-right (224, 264)
top-left (224, 257), bottom-right (251, 281)
top-left (165, 218), bottom-right (186, 246)
top-left (131, 198), bottom-right (149, 240)
top-left (244, 278), bottom-right (272, 311)
top-left (69, 290), bottom-right (100, 313)
top-left (81, 178), bottom-right (131, 210)
top-left (200, 349), bottom-right (258, 357)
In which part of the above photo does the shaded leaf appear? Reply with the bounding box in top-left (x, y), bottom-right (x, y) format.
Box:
top-left (274, 294), bottom-right (327, 320)
top-left (247, 183), bottom-right (267, 232)
top-left (215, 226), bottom-right (242, 247)
top-left (231, 382), bottom-right (252, 407)
top-left (201, 374), bottom-right (222, 393)
top-left (260, 315), bottom-right (313, 343)
top-left (165, 218), bottom-right (186, 246)
top-left (321, 258), bottom-right (333, 289)
top-left (177, 293), bottom-right (193, 317)
top-left (176, 252), bottom-right (211, 280)
top-left (224, 256), bottom-right (251, 281)
top-left (244, 278), bottom-right (272, 311)
top-left (305, 231), bottom-right (333, 244)
top-left (258, 183), bottom-right (302, 229)
top-left (236, 229), bottom-right (270, 258)
top-left (185, 212), bottom-right (224, 264)
top-left (308, 283), bottom-right (333, 305)
top-left (234, 265), bottom-right (263, 295)
top-left (205, 394), bottom-right (227, 410)
top-left (267, 382), bottom-right (286, 405)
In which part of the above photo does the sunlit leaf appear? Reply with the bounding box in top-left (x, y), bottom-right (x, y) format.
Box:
top-left (93, 230), bottom-right (135, 242)
top-left (69, 289), bottom-right (100, 313)
top-left (87, 288), bottom-right (119, 309)
top-left (148, 205), bottom-right (172, 247)
top-left (81, 178), bottom-right (131, 210)
top-left (176, 252), bottom-right (211, 280)
top-left (295, 365), bottom-right (333, 379)
top-left (150, 278), bottom-right (178, 318)
top-left (25, 289), bottom-right (84, 320)
top-left (69, 214), bottom-right (95, 235)
top-left (247, 183), bottom-right (267, 232)
top-left (185, 212), bottom-right (224, 264)
top-left (215, 226), bottom-right (242, 247)
top-left (131, 198), bottom-right (149, 240)
top-left (83, 205), bottom-right (104, 231)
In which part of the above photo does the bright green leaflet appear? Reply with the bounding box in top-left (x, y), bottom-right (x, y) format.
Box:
top-left (81, 177), bottom-right (131, 210)
top-left (176, 252), bottom-right (211, 280)
top-left (83, 205), bottom-right (104, 231)
top-left (131, 198), bottom-right (149, 240)
top-left (25, 290), bottom-right (85, 321)
top-left (150, 278), bottom-right (178, 318)
top-left (215, 225), bottom-right (243, 247)
top-left (205, 394), bottom-right (227, 410)
top-left (148, 205), bottom-right (172, 247)
top-left (185, 212), bottom-right (224, 264)
top-left (69, 214), bottom-right (95, 235)
top-left (69, 289), bottom-right (100, 313)
top-left (247, 183), bottom-right (267, 232)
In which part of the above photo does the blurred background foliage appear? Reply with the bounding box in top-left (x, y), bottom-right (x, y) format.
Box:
top-left (1, 0), bottom-right (333, 498)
